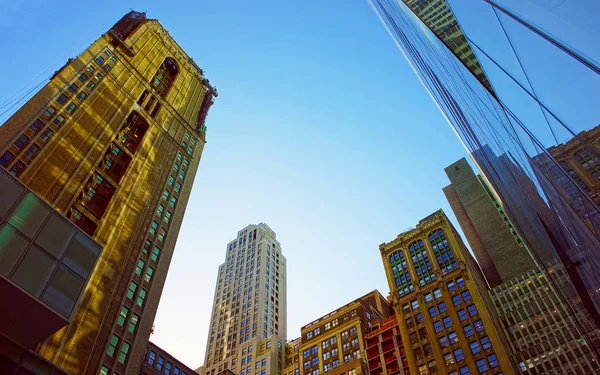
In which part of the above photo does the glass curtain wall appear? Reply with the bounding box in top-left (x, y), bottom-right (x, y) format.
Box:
top-left (369, 0), bottom-right (600, 360)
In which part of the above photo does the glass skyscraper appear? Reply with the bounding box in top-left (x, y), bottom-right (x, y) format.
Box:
top-left (370, 0), bottom-right (600, 365)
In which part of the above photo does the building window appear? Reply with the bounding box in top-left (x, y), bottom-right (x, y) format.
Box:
top-left (25, 144), bottom-right (40, 160)
top-left (448, 331), bottom-right (458, 344)
top-left (467, 304), bottom-right (477, 317)
top-left (168, 175), bottom-right (175, 186)
top-left (179, 169), bottom-right (185, 180)
top-left (480, 336), bottom-right (491, 350)
top-left (438, 301), bottom-right (447, 313)
top-left (127, 281), bottom-right (137, 300)
top-left (157, 228), bottom-right (166, 243)
top-left (10, 161), bottom-right (26, 177)
top-left (68, 83), bottom-right (79, 94)
top-left (166, 362), bottom-right (173, 375)
top-left (433, 321), bottom-right (443, 333)
top-left (87, 81), bottom-right (97, 91)
top-left (575, 149), bottom-right (600, 180)
top-left (476, 358), bottom-right (488, 373)
top-left (135, 259), bottom-right (145, 276)
top-left (0, 151), bottom-right (14, 167)
top-left (65, 102), bottom-right (77, 114)
top-left (40, 129), bottom-right (54, 142)
top-left (443, 316), bottom-right (452, 328)
top-left (128, 313), bottom-right (139, 334)
top-left (464, 325), bottom-right (474, 337)
top-left (151, 58), bottom-right (179, 97)
top-left (461, 290), bottom-right (472, 302)
top-left (99, 366), bottom-right (110, 375)
top-left (15, 134), bottom-right (31, 149)
top-left (57, 93), bottom-right (68, 105)
top-left (117, 306), bottom-right (129, 326)
top-left (44, 106), bottom-right (56, 118)
top-left (447, 281), bottom-right (456, 293)
top-left (456, 277), bottom-right (465, 288)
top-left (452, 295), bottom-right (462, 306)
top-left (473, 320), bottom-right (484, 332)
top-left (428, 306), bottom-right (438, 318)
top-left (143, 240), bottom-right (152, 254)
top-left (439, 336), bottom-right (448, 347)
top-left (107, 335), bottom-right (119, 357)
top-left (469, 341), bottom-right (481, 354)
top-left (444, 353), bottom-right (454, 366)
top-left (174, 182), bottom-right (181, 193)
top-left (459, 366), bottom-right (470, 375)
top-left (164, 211), bottom-right (172, 224)
top-left (117, 341), bottom-right (130, 364)
top-left (152, 246), bottom-right (161, 262)
top-left (150, 221), bottom-right (159, 235)
top-left (78, 73), bottom-right (89, 83)
top-left (137, 288), bottom-right (147, 307)
top-left (156, 204), bottom-right (164, 217)
top-left (157, 356), bottom-right (164, 370)
top-left (96, 56), bottom-right (105, 65)
top-left (76, 91), bottom-right (87, 102)
top-left (429, 229), bottom-right (458, 273)
top-left (453, 348), bottom-right (464, 361)
top-left (144, 266), bottom-right (154, 283)
top-left (53, 114), bottom-right (65, 127)
top-left (487, 353), bottom-right (499, 368)
top-left (169, 196), bottom-right (177, 208)
top-left (409, 239), bottom-right (435, 286)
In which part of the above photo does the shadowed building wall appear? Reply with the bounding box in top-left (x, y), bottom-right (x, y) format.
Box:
top-left (444, 158), bottom-right (534, 287)
top-left (0, 11), bottom-right (217, 375)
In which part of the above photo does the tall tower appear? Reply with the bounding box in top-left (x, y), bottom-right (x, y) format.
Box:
top-left (444, 158), bottom-right (600, 374)
top-left (443, 158), bottom-right (535, 287)
top-left (204, 224), bottom-right (287, 375)
top-left (0, 11), bottom-right (216, 375)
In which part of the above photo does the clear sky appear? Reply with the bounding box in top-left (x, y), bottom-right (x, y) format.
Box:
top-left (1, 0), bottom-right (474, 369)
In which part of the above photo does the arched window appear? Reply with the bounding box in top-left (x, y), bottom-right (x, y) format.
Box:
top-left (151, 58), bottom-right (178, 97)
top-left (408, 240), bottom-right (435, 286)
top-left (428, 229), bottom-right (457, 274)
top-left (389, 250), bottom-right (413, 297)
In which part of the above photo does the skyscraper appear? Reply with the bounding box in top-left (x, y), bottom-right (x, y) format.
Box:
top-left (380, 210), bottom-right (517, 375)
top-left (0, 11), bottom-right (216, 375)
top-left (370, 0), bottom-right (600, 333)
top-left (443, 158), bottom-right (534, 287)
top-left (444, 158), bottom-right (600, 373)
top-left (203, 224), bottom-right (287, 375)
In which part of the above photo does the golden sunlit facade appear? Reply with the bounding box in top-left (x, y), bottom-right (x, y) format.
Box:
top-left (283, 337), bottom-right (301, 375)
top-left (0, 11), bottom-right (216, 375)
top-left (380, 210), bottom-right (517, 375)
top-left (299, 291), bottom-right (394, 375)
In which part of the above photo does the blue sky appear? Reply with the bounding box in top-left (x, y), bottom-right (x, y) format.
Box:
top-left (1, 0), bottom-right (473, 368)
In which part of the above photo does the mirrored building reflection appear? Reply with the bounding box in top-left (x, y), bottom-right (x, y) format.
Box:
top-left (369, 0), bottom-right (600, 366)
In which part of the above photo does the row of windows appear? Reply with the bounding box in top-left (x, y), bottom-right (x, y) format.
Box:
top-left (147, 350), bottom-right (189, 375)
top-left (104, 145), bottom-right (189, 364)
